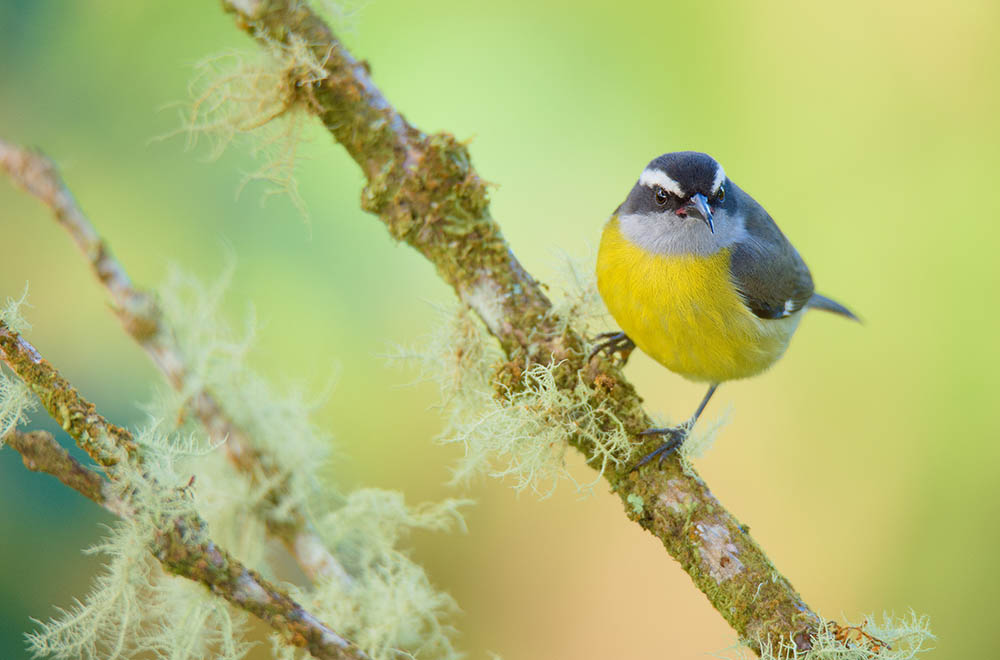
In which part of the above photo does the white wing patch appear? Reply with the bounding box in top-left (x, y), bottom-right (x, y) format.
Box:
top-left (639, 168), bottom-right (685, 197)
top-left (780, 298), bottom-right (809, 317)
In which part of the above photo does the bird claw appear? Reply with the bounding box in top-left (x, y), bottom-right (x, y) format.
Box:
top-left (588, 331), bottom-right (635, 363)
top-left (630, 425), bottom-right (691, 471)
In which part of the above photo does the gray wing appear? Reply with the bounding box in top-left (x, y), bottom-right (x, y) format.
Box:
top-left (727, 186), bottom-right (814, 320)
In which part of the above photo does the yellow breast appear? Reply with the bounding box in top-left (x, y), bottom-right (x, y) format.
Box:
top-left (596, 215), bottom-right (801, 383)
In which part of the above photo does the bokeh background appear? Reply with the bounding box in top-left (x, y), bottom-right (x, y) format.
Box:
top-left (1, 1), bottom-right (998, 658)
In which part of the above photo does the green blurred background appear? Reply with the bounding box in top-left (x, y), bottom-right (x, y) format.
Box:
top-left (1, 1), bottom-right (997, 658)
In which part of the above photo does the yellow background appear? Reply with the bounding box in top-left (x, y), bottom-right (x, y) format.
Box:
top-left (1, 1), bottom-right (997, 658)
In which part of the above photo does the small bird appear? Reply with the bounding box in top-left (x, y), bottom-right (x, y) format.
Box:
top-left (594, 151), bottom-right (856, 468)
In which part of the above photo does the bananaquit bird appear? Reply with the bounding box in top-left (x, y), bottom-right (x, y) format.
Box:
top-left (594, 151), bottom-right (856, 468)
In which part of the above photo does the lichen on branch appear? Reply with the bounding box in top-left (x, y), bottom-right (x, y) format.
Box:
top-left (0, 290), bottom-right (37, 446)
top-left (150, 267), bottom-right (471, 660)
top-left (168, 31), bottom-right (331, 215)
top-left (3, 135), bottom-right (474, 659)
top-left (217, 0), bottom-right (891, 654)
top-left (756, 614), bottom-right (934, 660)
top-left (397, 303), bottom-right (633, 497)
top-left (0, 369), bottom-right (35, 445)
top-left (300, 490), bottom-right (470, 660)
top-left (1, 137), bottom-right (353, 585)
top-left (26, 429), bottom-right (255, 660)
top-left (0, 319), bottom-right (369, 660)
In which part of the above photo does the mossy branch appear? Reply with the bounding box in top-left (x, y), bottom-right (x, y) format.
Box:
top-left (4, 428), bottom-right (128, 515)
top-left (0, 137), bottom-right (350, 586)
top-left (0, 321), bottom-right (369, 660)
top-left (220, 0), bottom-right (820, 653)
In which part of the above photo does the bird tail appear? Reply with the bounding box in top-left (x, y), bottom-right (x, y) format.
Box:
top-left (808, 293), bottom-right (860, 322)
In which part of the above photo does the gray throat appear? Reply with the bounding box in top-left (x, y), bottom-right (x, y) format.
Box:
top-left (617, 209), bottom-right (748, 256)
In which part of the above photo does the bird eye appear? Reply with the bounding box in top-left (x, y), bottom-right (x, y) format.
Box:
top-left (716, 185), bottom-right (726, 203)
top-left (654, 186), bottom-right (669, 206)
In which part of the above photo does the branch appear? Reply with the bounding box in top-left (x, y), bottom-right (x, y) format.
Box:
top-left (220, 0), bottom-right (820, 653)
top-left (0, 138), bottom-right (350, 586)
top-left (0, 322), bottom-right (368, 660)
top-left (3, 428), bottom-right (128, 516)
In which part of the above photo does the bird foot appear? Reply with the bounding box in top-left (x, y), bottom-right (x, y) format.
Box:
top-left (630, 424), bottom-right (691, 471)
top-left (588, 331), bottom-right (635, 363)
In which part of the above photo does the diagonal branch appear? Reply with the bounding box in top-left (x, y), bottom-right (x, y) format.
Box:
top-left (220, 0), bottom-right (821, 653)
top-left (0, 138), bottom-right (350, 586)
top-left (0, 322), bottom-right (368, 660)
top-left (4, 428), bottom-right (128, 516)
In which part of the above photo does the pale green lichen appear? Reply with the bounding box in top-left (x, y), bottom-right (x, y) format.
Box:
top-left (627, 493), bottom-right (644, 516)
top-left (447, 361), bottom-right (633, 497)
top-left (0, 287), bottom-right (37, 446)
top-left (398, 265), bottom-right (634, 497)
top-left (752, 613), bottom-right (934, 660)
top-left (316, 489), bottom-right (469, 571)
top-left (143, 577), bottom-right (253, 660)
top-left (27, 517), bottom-right (161, 660)
top-left (145, 267), bottom-right (469, 660)
top-left (1, 285), bottom-right (32, 334)
top-left (676, 406), bottom-right (732, 476)
top-left (396, 308), bottom-right (631, 497)
top-left (29, 395), bottom-right (467, 660)
top-left (531, 250), bottom-right (613, 365)
top-left (267, 490), bottom-right (470, 660)
top-left (544, 250), bottom-right (610, 343)
top-left (388, 303), bottom-right (503, 415)
top-left (0, 368), bottom-right (36, 446)
top-left (167, 31), bottom-right (330, 217)
top-left (27, 427), bottom-right (252, 660)
top-left (303, 490), bottom-right (469, 660)
top-left (152, 264), bottom-right (336, 526)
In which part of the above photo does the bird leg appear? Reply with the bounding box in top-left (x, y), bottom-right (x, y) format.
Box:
top-left (588, 331), bottom-right (636, 363)
top-left (631, 383), bottom-right (719, 470)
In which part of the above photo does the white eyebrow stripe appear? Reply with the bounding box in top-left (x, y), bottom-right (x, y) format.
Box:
top-left (712, 164), bottom-right (726, 193)
top-left (638, 169), bottom-right (685, 197)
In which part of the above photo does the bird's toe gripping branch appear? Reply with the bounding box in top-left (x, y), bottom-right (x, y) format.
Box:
top-left (631, 424), bottom-right (691, 470)
top-left (588, 331), bottom-right (636, 364)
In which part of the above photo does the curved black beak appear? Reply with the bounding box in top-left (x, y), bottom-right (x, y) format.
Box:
top-left (686, 193), bottom-right (714, 233)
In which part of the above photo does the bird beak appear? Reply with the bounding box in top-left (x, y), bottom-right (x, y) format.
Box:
top-left (686, 193), bottom-right (714, 233)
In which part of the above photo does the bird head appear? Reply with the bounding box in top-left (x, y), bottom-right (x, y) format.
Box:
top-left (617, 152), bottom-right (740, 256)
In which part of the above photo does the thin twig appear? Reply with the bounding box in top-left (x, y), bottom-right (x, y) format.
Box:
top-left (0, 322), bottom-right (368, 660)
top-left (4, 428), bottom-right (129, 517)
top-left (0, 138), bottom-right (350, 586)
top-left (220, 0), bottom-right (821, 652)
